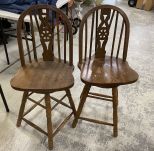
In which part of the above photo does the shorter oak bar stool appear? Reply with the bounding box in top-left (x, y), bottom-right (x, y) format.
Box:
top-left (0, 85), bottom-right (9, 112)
top-left (10, 5), bottom-right (76, 150)
top-left (72, 5), bottom-right (139, 137)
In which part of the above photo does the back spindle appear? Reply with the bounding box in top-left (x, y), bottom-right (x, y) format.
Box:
top-left (29, 13), bottom-right (38, 61)
top-left (23, 21), bottom-right (32, 63)
top-left (116, 19), bottom-right (124, 58)
top-left (89, 12), bottom-right (95, 59)
top-left (111, 11), bottom-right (119, 57)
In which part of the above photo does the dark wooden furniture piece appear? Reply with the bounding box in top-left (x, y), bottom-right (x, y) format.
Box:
top-left (0, 18), bottom-right (10, 64)
top-left (0, 85), bottom-right (9, 112)
top-left (72, 5), bottom-right (139, 137)
top-left (10, 5), bottom-right (76, 150)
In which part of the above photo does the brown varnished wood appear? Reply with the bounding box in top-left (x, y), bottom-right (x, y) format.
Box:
top-left (95, 9), bottom-right (98, 52)
top-left (11, 5), bottom-right (76, 150)
top-left (36, 8), bottom-right (56, 61)
top-left (45, 94), bottom-right (53, 150)
top-left (66, 89), bottom-right (77, 117)
top-left (79, 5), bottom-right (130, 66)
top-left (79, 117), bottom-right (114, 126)
top-left (29, 13), bottom-right (38, 61)
top-left (95, 8), bottom-right (111, 59)
top-left (89, 12), bottom-right (95, 59)
top-left (22, 117), bottom-right (48, 136)
top-left (64, 23), bottom-right (67, 63)
top-left (27, 97), bottom-right (46, 109)
top-left (11, 6), bottom-right (74, 91)
top-left (73, 5), bottom-right (139, 137)
top-left (52, 112), bottom-right (73, 137)
top-left (111, 12), bottom-right (119, 57)
top-left (112, 87), bottom-right (118, 137)
top-left (84, 20), bottom-right (88, 60)
top-left (23, 26), bottom-right (32, 63)
top-left (78, 5), bottom-right (139, 87)
top-left (72, 84), bottom-right (91, 128)
top-left (16, 91), bottom-right (28, 127)
top-left (87, 94), bottom-right (113, 102)
top-left (56, 14), bottom-right (61, 61)
top-left (80, 56), bottom-right (138, 88)
top-left (50, 95), bottom-right (71, 110)
top-left (11, 60), bottom-right (74, 93)
top-left (16, 5), bottom-right (73, 66)
top-left (23, 96), bottom-right (45, 116)
top-left (116, 20), bottom-right (124, 58)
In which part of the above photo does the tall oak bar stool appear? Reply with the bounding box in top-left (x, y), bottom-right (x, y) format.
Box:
top-left (72, 5), bottom-right (139, 137)
top-left (10, 5), bottom-right (76, 150)
top-left (0, 85), bottom-right (9, 112)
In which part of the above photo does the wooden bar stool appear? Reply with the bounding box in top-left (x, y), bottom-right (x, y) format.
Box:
top-left (10, 5), bottom-right (76, 150)
top-left (72, 5), bottom-right (139, 137)
top-left (0, 85), bottom-right (9, 112)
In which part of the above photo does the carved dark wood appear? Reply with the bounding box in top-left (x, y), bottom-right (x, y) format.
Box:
top-left (95, 8), bottom-right (111, 59)
top-left (38, 9), bottom-right (54, 61)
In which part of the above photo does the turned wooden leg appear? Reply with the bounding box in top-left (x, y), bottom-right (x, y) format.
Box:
top-left (16, 91), bottom-right (28, 127)
top-left (112, 87), bottom-right (118, 137)
top-left (45, 93), bottom-right (53, 150)
top-left (66, 89), bottom-right (76, 117)
top-left (80, 87), bottom-right (85, 99)
top-left (0, 85), bottom-right (9, 112)
top-left (72, 84), bottom-right (91, 128)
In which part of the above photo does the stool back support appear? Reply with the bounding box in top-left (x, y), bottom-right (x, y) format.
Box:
top-left (17, 5), bottom-right (73, 67)
top-left (78, 5), bottom-right (130, 67)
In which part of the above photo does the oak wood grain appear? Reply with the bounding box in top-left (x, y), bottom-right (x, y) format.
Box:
top-left (11, 60), bottom-right (74, 93)
top-left (80, 56), bottom-right (138, 88)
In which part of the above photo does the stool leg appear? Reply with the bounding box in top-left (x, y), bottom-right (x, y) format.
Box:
top-left (80, 87), bottom-right (84, 99)
top-left (45, 94), bottom-right (53, 150)
top-left (72, 84), bottom-right (91, 128)
top-left (16, 91), bottom-right (28, 127)
top-left (0, 85), bottom-right (9, 112)
top-left (66, 89), bottom-right (76, 117)
top-left (112, 87), bottom-right (118, 137)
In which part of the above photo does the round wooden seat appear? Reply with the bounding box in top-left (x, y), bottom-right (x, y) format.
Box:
top-left (11, 60), bottom-right (74, 93)
top-left (81, 56), bottom-right (138, 88)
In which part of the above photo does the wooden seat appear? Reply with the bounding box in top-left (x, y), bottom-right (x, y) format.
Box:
top-left (10, 5), bottom-right (76, 150)
top-left (81, 56), bottom-right (138, 88)
top-left (72, 5), bottom-right (139, 137)
top-left (0, 85), bottom-right (9, 112)
top-left (11, 60), bottom-right (74, 92)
